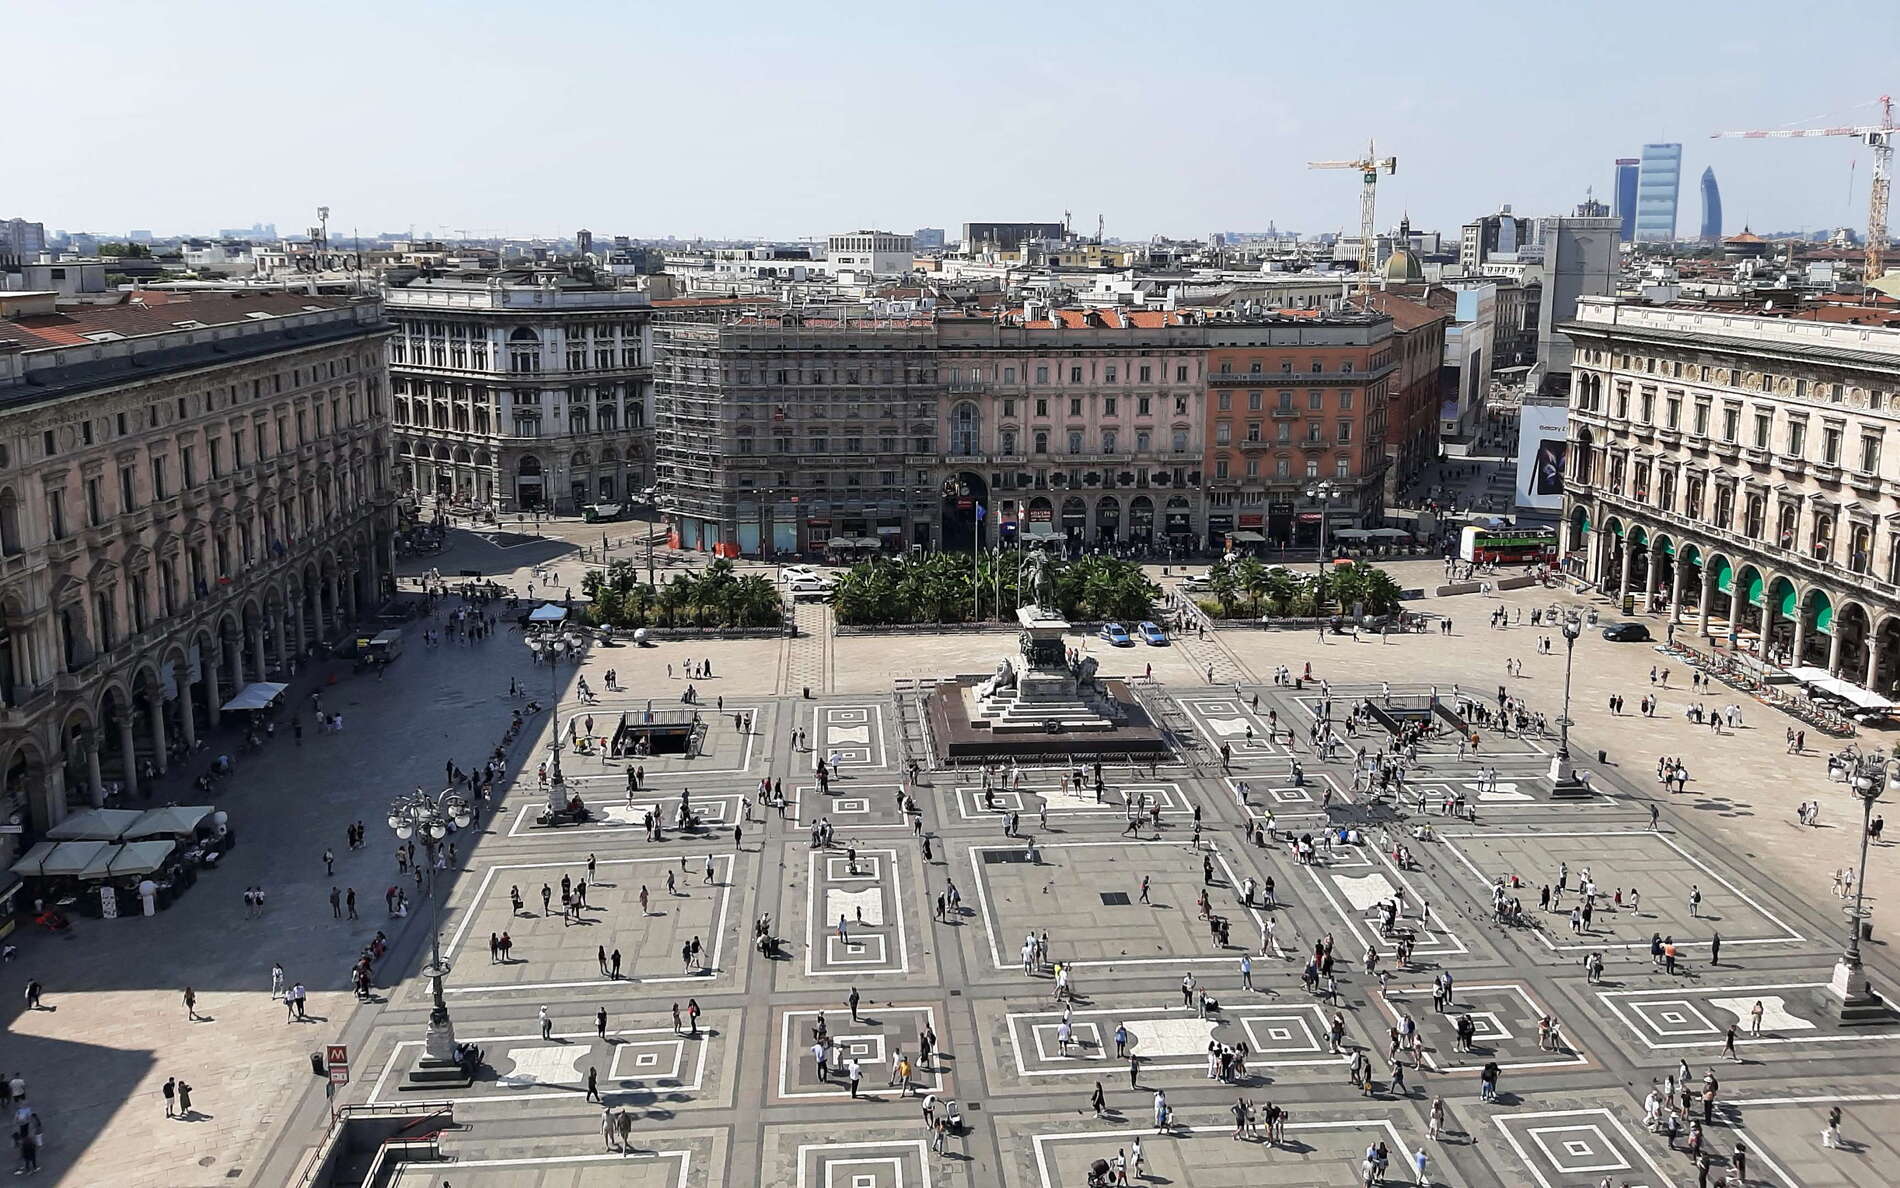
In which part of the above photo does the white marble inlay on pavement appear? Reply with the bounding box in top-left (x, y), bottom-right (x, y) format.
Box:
top-left (1204, 717), bottom-right (1250, 738)
top-left (496, 1045), bottom-right (586, 1088)
top-left (1124, 1017), bottom-right (1219, 1057)
top-left (828, 725), bottom-right (871, 745)
top-left (1332, 872), bottom-right (1397, 911)
top-left (827, 888), bottom-right (884, 926)
top-left (1707, 996), bottom-right (1814, 1031)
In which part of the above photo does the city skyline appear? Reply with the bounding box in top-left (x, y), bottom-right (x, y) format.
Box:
top-left (11, 0), bottom-right (1897, 243)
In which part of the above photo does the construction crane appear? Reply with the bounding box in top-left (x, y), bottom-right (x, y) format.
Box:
top-left (1712, 95), bottom-right (1894, 284)
top-left (1309, 141), bottom-right (1397, 292)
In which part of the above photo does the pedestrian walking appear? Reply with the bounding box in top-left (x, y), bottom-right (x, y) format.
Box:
top-left (540, 1004), bottom-right (553, 1041)
top-left (162, 1076), bottom-right (176, 1119)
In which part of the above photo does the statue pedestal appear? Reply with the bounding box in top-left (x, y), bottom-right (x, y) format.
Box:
top-left (970, 606), bottom-right (1117, 734)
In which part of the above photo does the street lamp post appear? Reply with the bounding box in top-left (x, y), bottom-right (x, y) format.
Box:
top-left (528, 618), bottom-right (569, 812)
top-left (388, 785), bottom-right (475, 1088)
top-left (1830, 757), bottom-right (1892, 1017)
top-left (1549, 612), bottom-right (1589, 795)
top-left (1304, 481), bottom-right (1339, 617)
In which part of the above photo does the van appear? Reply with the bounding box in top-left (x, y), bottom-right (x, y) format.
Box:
top-left (583, 503), bottom-right (624, 523)
top-left (365, 629), bottom-right (405, 664)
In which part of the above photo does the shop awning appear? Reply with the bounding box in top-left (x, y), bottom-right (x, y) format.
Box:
top-left (93, 840), bottom-right (177, 879)
top-left (826, 537), bottom-right (855, 549)
top-left (1795, 670), bottom-right (1896, 710)
top-left (124, 805), bottom-right (215, 840)
top-left (220, 682), bottom-right (288, 712)
top-left (1332, 529), bottom-right (1371, 540)
top-left (1023, 523), bottom-right (1060, 538)
top-left (853, 537), bottom-right (882, 550)
top-left (528, 603), bottom-right (569, 624)
top-left (9, 842), bottom-right (58, 877)
top-left (1366, 527), bottom-right (1414, 539)
top-left (1229, 530), bottom-right (1266, 543)
top-left (13, 840), bottom-right (110, 878)
top-left (45, 808), bottom-right (145, 842)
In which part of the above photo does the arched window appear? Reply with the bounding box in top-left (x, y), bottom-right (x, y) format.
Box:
top-left (0, 489), bottom-right (20, 556)
top-left (950, 402), bottom-right (981, 457)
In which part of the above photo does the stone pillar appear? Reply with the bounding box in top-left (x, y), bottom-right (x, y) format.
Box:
top-left (342, 572), bottom-right (358, 624)
top-left (1617, 543), bottom-right (1633, 607)
top-left (1699, 570), bottom-right (1715, 637)
top-left (1669, 558), bottom-right (1685, 624)
top-left (86, 746), bottom-right (103, 807)
top-left (289, 600), bottom-right (306, 662)
top-left (37, 767), bottom-right (67, 831)
top-left (249, 622), bottom-right (267, 684)
top-left (1789, 606), bottom-right (1806, 671)
top-left (204, 647), bottom-right (222, 731)
top-left (316, 578), bottom-right (333, 636)
top-left (116, 714), bottom-right (139, 801)
top-left (147, 693), bottom-right (167, 777)
top-left (1867, 631), bottom-right (1882, 692)
top-left (1828, 623), bottom-right (1845, 678)
top-left (271, 614), bottom-right (288, 674)
top-left (177, 677), bottom-right (196, 750)
top-left (225, 634), bottom-right (245, 700)
top-left (1729, 586), bottom-right (1744, 643)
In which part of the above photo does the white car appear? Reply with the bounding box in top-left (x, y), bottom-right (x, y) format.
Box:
top-left (778, 565), bottom-right (820, 584)
top-left (1179, 572), bottom-right (1213, 593)
top-left (785, 575), bottom-right (835, 601)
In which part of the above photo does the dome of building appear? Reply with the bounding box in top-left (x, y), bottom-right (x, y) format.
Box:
top-left (1382, 246), bottom-right (1424, 283)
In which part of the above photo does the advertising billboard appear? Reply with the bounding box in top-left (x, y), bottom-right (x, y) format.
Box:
top-left (1515, 400), bottom-right (1570, 511)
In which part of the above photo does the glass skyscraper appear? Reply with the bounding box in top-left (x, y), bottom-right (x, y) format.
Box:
top-left (1699, 166), bottom-right (1723, 243)
top-left (1613, 158), bottom-right (1639, 242)
top-left (1634, 143), bottom-right (1682, 243)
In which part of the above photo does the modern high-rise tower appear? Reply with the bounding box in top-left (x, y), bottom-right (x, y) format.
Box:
top-left (1613, 158), bottom-right (1640, 241)
top-left (1698, 167), bottom-right (1723, 243)
top-left (1634, 143), bottom-right (1683, 243)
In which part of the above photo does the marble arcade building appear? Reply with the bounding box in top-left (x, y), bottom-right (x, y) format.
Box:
top-left (1562, 296), bottom-right (1900, 695)
top-left (0, 290), bottom-right (395, 841)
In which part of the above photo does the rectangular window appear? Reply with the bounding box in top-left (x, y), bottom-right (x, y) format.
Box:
top-left (119, 466), bottom-right (137, 512)
top-left (1215, 422), bottom-right (1231, 445)
top-left (1069, 367), bottom-right (1083, 383)
top-left (1787, 420), bottom-right (1806, 458)
top-left (1721, 407), bottom-right (1739, 442)
top-left (1138, 365), bottom-right (1151, 383)
top-left (1247, 391), bottom-right (1263, 411)
top-left (1136, 430), bottom-right (1151, 452)
top-left (1002, 399), bottom-right (1015, 417)
top-left (1215, 459), bottom-right (1229, 479)
top-left (1104, 396), bottom-right (1117, 416)
top-left (1137, 396), bottom-right (1151, 416)
top-left (1104, 366), bottom-right (1117, 383)
top-left (1069, 398), bottom-right (1082, 416)
top-left (1666, 397), bottom-right (1681, 429)
top-left (1035, 366), bottom-right (1049, 384)
top-left (1695, 403), bottom-right (1710, 436)
top-left (1245, 458), bottom-right (1259, 477)
top-left (1034, 398), bottom-right (1048, 417)
top-left (85, 477), bottom-right (103, 526)
top-left (1337, 420), bottom-right (1352, 444)
top-left (1067, 431), bottom-right (1083, 455)
top-left (1339, 391), bottom-right (1354, 410)
top-left (1754, 412), bottom-right (1771, 449)
top-left (1862, 435), bottom-right (1882, 474)
top-left (1823, 427), bottom-right (1842, 465)
top-left (151, 455), bottom-right (168, 500)
top-left (181, 446), bottom-right (196, 489)
top-left (1308, 391), bottom-right (1323, 410)
top-left (1176, 366), bottom-right (1188, 382)
top-left (1217, 393), bottom-right (1232, 411)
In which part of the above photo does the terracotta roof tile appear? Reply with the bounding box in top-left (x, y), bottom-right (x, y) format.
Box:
top-left (0, 292), bottom-right (356, 350)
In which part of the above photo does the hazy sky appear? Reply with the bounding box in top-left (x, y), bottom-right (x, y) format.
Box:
top-left (14, 0), bottom-right (1899, 243)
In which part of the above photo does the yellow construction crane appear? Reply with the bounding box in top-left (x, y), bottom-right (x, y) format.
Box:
top-left (1711, 95), bottom-right (1894, 284)
top-left (1309, 141), bottom-right (1397, 292)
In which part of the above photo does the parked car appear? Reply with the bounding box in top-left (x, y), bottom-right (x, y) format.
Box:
top-left (778, 565), bottom-right (820, 584)
top-left (1601, 621), bottom-right (1651, 642)
top-left (1099, 622), bottom-right (1134, 647)
top-left (1179, 573), bottom-right (1213, 593)
top-left (1137, 621), bottom-right (1169, 646)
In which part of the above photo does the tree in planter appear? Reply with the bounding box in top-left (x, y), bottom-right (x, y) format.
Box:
top-left (1232, 556), bottom-right (1272, 615)
top-left (1206, 563), bottom-right (1242, 619)
top-left (1323, 561), bottom-right (1402, 617)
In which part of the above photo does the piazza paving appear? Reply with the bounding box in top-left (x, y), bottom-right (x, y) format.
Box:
top-left (5, 516), bottom-right (1894, 1186)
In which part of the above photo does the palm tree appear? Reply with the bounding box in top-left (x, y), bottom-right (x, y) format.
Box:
top-left (1232, 557), bottom-right (1271, 615)
top-left (1207, 565), bottom-right (1241, 619)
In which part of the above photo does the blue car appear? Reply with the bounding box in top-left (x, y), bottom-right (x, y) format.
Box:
top-left (1137, 621), bottom-right (1169, 646)
top-left (1099, 622), bottom-right (1133, 647)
